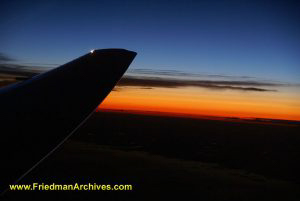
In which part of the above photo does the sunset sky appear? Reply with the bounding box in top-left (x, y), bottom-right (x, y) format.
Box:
top-left (1, 0), bottom-right (299, 120)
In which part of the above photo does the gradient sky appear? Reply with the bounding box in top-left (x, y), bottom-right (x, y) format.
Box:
top-left (1, 0), bottom-right (299, 120)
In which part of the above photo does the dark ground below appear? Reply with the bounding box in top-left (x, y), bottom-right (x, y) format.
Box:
top-left (4, 111), bottom-right (300, 200)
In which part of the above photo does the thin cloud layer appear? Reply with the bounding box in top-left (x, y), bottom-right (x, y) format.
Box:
top-left (128, 68), bottom-right (257, 80)
top-left (0, 53), bottom-right (14, 62)
top-left (118, 76), bottom-right (279, 92)
top-left (0, 53), bottom-right (283, 92)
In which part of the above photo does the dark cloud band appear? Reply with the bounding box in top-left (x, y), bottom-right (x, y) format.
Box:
top-left (118, 76), bottom-right (278, 92)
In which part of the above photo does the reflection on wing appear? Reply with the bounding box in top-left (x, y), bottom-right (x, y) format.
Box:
top-left (0, 49), bottom-right (136, 192)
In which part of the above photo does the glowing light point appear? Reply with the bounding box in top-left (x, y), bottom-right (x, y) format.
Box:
top-left (90, 49), bottom-right (95, 53)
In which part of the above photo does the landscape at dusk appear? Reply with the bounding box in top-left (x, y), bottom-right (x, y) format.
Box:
top-left (1, 0), bottom-right (300, 200)
top-left (1, 1), bottom-right (299, 122)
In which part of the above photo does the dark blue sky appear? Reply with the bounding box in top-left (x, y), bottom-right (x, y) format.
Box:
top-left (1, 0), bottom-right (299, 83)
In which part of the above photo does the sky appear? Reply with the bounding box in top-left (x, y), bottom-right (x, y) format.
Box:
top-left (1, 0), bottom-right (300, 120)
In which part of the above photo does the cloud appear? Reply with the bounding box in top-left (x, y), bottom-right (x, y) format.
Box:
top-left (0, 54), bottom-right (285, 92)
top-left (127, 68), bottom-right (257, 80)
top-left (0, 52), bottom-right (54, 78)
top-left (117, 76), bottom-right (279, 92)
top-left (0, 53), bottom-right (14, 63)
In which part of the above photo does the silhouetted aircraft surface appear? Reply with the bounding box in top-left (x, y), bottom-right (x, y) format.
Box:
top-left (0, 49), bottom-right (136, 193)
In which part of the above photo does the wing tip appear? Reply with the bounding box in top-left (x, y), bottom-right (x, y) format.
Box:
top-left (92, 48), bottom-right (137, 55)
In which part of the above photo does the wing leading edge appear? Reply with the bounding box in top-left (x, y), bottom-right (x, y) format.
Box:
top-left (0, 49), bottom-right (136, 192)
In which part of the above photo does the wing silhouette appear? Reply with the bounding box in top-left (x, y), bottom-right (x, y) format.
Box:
top-left (0, 49), bottom-right (136, 192)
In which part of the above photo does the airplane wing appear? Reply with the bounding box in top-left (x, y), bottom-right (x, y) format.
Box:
top-left (0, 49), bottom-right (137, 192)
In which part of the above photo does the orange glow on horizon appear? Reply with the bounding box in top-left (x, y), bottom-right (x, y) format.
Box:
top-left (98, 87), bottom-right (300, 121)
